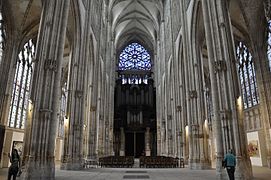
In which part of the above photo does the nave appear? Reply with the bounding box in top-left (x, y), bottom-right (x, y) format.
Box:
top-left (0, 164), bottom-right (271, 180)
top-left (0, 0), bottom-right (271, 180)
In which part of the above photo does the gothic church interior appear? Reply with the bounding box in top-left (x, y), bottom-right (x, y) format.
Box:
top-left (0, 0), bottom-right (270, 179)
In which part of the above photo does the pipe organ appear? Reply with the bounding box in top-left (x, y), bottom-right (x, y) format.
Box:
top-left (114, 71), bottom-right (156, 157)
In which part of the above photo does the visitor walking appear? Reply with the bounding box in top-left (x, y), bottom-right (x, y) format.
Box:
top-left (224, 149), bottom-right (236, 180)
top-left (7, 149), bottom-right (21, 180)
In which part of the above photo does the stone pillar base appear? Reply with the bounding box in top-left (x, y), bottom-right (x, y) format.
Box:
top-left (22, 160), bottom-right (55, 180)
top-left (235, 156), bottom-right (253, 180)
top-left (61, 161), bottom-right (83, 170)
top-left (120, 150), bottom-right (125, 156)
top-left (267, 156), bottom-right (271, 168)
top-left (189, 161), bottom-right (211, 170)
top-left (218, 168), bottom-right (229, 180)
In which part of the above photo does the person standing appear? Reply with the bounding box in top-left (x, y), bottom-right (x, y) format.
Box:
top-left (7, 149), bottom-right (21, 180)
top-left (224, 149), bottom-right (236, 180)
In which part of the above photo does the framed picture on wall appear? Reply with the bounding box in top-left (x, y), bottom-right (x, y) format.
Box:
top-left (12, 141), bottom-right (23, 156)
top-left (248, 140), bottom-right (260, 157)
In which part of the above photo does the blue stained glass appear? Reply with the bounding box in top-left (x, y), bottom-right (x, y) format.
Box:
top-left (0, 12), bottom-right (6, 66)
top-left (119, 43), bottom-right (151, 70)
top-left (268, 20), bottom-right (271, 71)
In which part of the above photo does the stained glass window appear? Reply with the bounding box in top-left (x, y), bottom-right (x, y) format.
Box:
top-left (119, 42), bottom-right (151, 70)
top-left (8, 39), bottom-right (35, 129)
top-left (0, 12), bottom-right (6, 65)
top-left (268, 20), bottom-right (271, 71)
top-left (236, 42), bottom-right (259, 109)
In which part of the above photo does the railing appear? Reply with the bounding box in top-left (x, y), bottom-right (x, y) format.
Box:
top-left (99, 156), bottom-right (134, 168)
top-left (139, 156), bottom-right (184, 168)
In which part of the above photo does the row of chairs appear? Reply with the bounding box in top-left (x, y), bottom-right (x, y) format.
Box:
top-left (84, 159), bottom-right (98, 168)
top-left (99, 156), bottom-right (134, 168)
top-left (139, 156), bottom-right (184, 168)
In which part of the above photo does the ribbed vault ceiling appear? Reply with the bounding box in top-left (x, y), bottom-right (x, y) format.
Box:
top-left (110, 0), bottom-right (163, 53)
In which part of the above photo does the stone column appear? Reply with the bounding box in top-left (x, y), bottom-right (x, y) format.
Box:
top-left (87, 108), bottom-right (97, 159)
top-left (156, 52), bottom-right (162, 155)
top-left (145, 127), bottom-right (151, 156)
top-left (155, 39), bottom-right (162, 157)
top-left (156, 85), bottom-right (162, 155)
top-left (87, 55), bottom-right (99, 160)
top-left (160, 18), bottom-right (167, 156)
top-left (216, 0), bottom-right (252, 179)
top-left (23, 0), bottom-right (70, 179)
top-left (62, 0), bottom-right (98, 170)
top-left (120, 127), bottom-right (125, 156)
top-left (239, 0), bottom-right (271, 168)
top-left (201, 0), bottom-right (224, 178)
top-left (107, 40), bottom-right (115, 156)
top-left (85, 55), bottom-right (98, 161)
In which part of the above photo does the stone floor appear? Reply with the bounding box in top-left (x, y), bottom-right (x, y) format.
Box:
top-left (0, 166), bottom-right (270, 180)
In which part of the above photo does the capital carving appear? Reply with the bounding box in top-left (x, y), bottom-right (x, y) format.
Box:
top-left (39, 109), bottom-right (52, 120)
top-left (214, 60), bottom-right (227, 73)
top-left (44, 59), bottom-right (57, 71)
top-left (189, 90), bottom-right (197, 99)
top-left (220, 109), bottom-right (231, 120)
top-left (176, 105), bottom-right (182, 112)
top-left (90, 106), bottom-right (96, 111)
top-left (75, 90), bottom-right (83, 98)
top-left (191, 124), bottom-right (199, 132)
top-left (264, 0), bottom-right (271, 20)
top-left (105, 120), bottom-right (109, 126)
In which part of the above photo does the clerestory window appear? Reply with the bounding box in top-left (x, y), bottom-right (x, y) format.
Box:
top-left (0, 12), bottom-right (6, 66)
top-left (8, 39), bottom-right (35, 129)
top-left (268, 20), bottom-right (271, 71)
top-left (236, 42), bottom-right (259, 109)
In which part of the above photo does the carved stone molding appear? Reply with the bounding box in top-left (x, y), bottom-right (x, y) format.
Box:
top-left (90, 106), bottom-right (96, 111)
top-left (75, 90), bottom-right (83, 98)
top-left (105, 120), bottom-right (109, 126)
top-left (178, 131), bottom-right (182, 136)
top-left (73, 123), bottom-right (82, 131)
top-left (191, 124), bottom-right (199, 132)
top-left (264, 0), bottom-right (271, 20)
top-left (189, 90), bottom-right (197, 99)
top-left (214, 60), bottom-right (227, 73)
top-left (44, 59), bottom-right (57, 71)
top-left (176, 105), bottom-right (182, 112)
top-left (39, 109), bottom-right (52, 119)
top-left (220, 109), bottom-right (232, 120)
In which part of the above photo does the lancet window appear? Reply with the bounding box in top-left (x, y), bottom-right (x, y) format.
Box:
top-left (236, 42), bottom-right (259, 109)
top-left (268, 20), bottom-right (271, 71)
top-left (0, 12), bottom-right (6, 65)
top-left (8, 39), bottom-right (35, 129)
